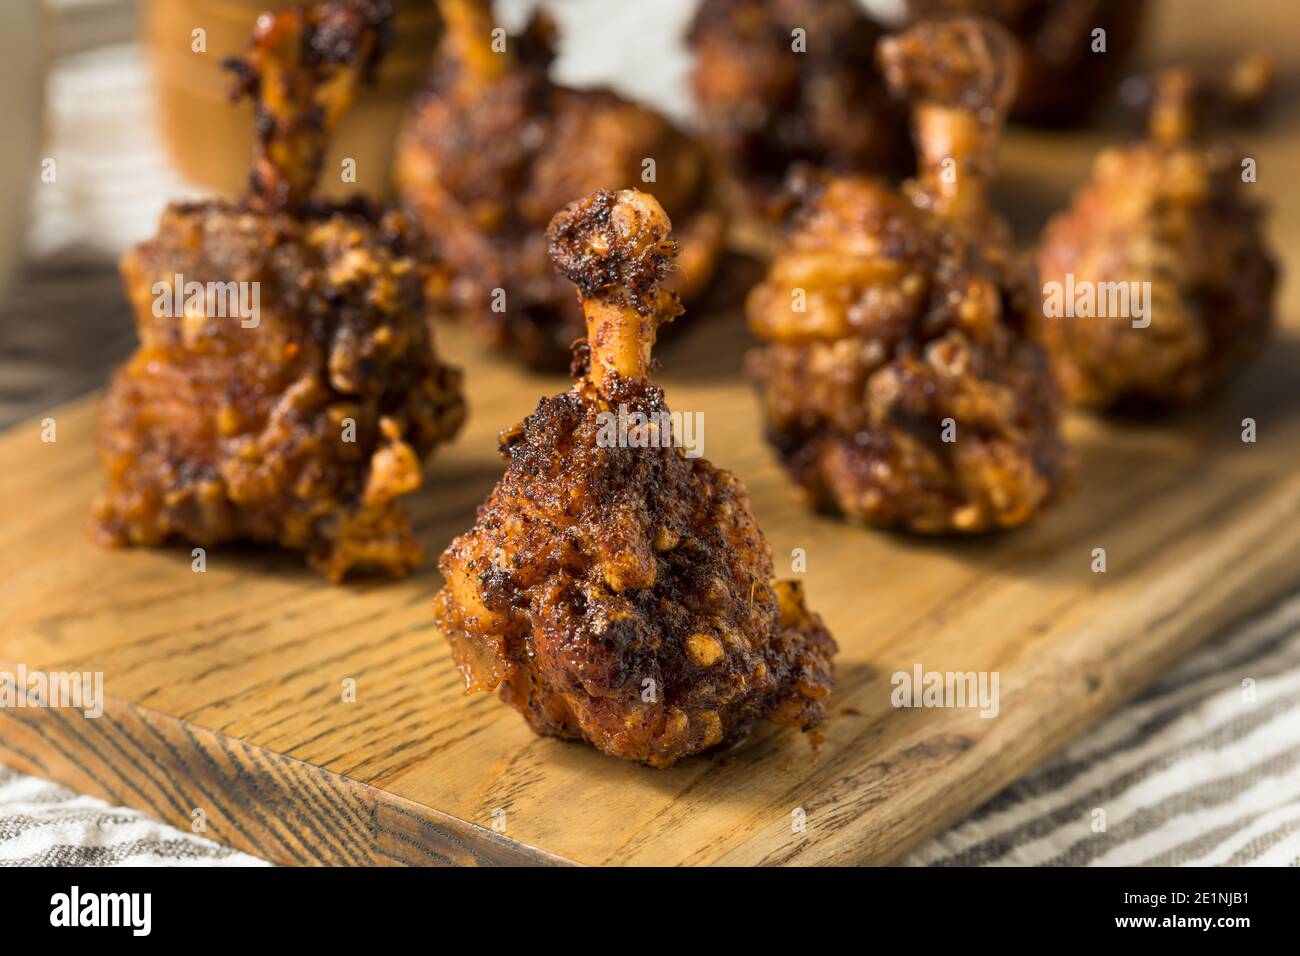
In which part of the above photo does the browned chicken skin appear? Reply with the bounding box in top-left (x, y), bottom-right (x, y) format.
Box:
top-left (1034, 68), bottom-right (1278, 410)
top-left (91, 0), bottom-right (465, 581)
top-left (905, 0), bottom-right (1148, 124)
top-left (747, 17), bottom-right (1068, 533)
top-left (395, 0), bottom-right (725, 368)
top-left (434, 188), bottom-right (836, 767)
top-left (688, 0), bottom-right (911, 230)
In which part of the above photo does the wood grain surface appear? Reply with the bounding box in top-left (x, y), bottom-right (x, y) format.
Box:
top-left (1, 0), bottom-right (1298, 866)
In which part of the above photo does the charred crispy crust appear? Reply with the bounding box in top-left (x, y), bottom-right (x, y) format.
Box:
top-left (435, 388), bottom-right (837, 767)
top-left (687, 0), bottom-right (912, 221)
top-left (746, 19), bottom-right (1068, 533)
top-left (307, 0), bottom-right (395, 71)
top-left (94, 201), bottom-right (465, 580)
top-left (94, 1), bottom-right (465, 580)
top-left (225, 0), bottom-right (395, 214)
top-left (547, 189), bottom-right (679, 318)
top-left (433, 187), bottom-right (836, 766)
top-left (878, 15), bottom-right (1018, 116)
top-left (903, 0), bottom-right (1148, 125)
top-left (748, 173), bottom-right (1067, 531)
top-left (396, 2), bottom-right (724, 368)
top-left (1033, 66), bottom-right (1277, 409)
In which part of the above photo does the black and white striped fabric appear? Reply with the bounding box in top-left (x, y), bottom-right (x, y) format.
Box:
top-left (905, 593), bottom-right (1300, 866)
top-left (3, 592), bottom-right (1296, 867)
top-left (0, 766), bottom-right (266, 867)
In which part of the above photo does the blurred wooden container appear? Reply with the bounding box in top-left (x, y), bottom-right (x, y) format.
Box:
top-left (143, 0), bottom-right (436, 200)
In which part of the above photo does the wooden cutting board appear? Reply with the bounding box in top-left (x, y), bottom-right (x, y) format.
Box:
top-left (2, 0), bottom-right (1298, 866)
top-left (3, 301), bottom-right (1299, 866)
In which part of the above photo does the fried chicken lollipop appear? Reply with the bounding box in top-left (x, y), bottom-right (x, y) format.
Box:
top-left (91, 0), bottom-right (465, 581)
top-left (688, 0), bottom-right (911, 227)
top-left (395, 0), bottom-right (725, 368)
top-left (434, 188), bottom-right (836, 767)
top-left (1035, 69), bottom-right (1278, 410)
top-left (904, 0), bottom-right (1148, 125)
top-left (747, 17), bottom-right (1068, 533)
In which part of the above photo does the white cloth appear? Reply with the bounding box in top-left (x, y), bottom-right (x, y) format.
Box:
top-left (0, 766), bottom-right (266, 867)
top-left (905, 592), bottom-right (1300, 866)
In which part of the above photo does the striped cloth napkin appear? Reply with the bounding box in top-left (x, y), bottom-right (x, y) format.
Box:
top-left (0, 767), bottom-right (266, 867)
top-left (3, 591), bottom-right (1297, 867)
top-left (905, 593), bottom-right (1300, 866)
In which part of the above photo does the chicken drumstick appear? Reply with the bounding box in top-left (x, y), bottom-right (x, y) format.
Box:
top-left (747, 17), bottom-right (1068, 533)
top-left (92, 0), bottom-right (465, 581)
top-left (1034, 67), bottom-right (1278, 409)
top-left (434, 188), bottom-right (836, 767)
top-left (396, 0), bottom-right (725, 368)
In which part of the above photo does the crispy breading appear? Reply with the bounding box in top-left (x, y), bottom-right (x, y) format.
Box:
top-left (91, 1), bottom-right (465, 580)
top-left (747, 17), bottom-right (1068, 533)
top-left (688, 0), bottom-right (911, 223)
top-left (904, 0), bottom-right (1147, 124)
top-left (396, 0), bottom-right (725, 368)
top-left (1034, 69), bottom-right (1278, 408)
top-left (434, 189), bottom-right (836, 767)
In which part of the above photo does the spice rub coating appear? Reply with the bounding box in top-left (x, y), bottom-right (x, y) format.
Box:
top-left (396, 0), bottom-right (724, 368)
top-left (688, 0), bottom-right (911, 224)
top-left (903, 0), bottom-right (1148, 125)
top-left (92, 1), bottom-right (465, 580)
top-left (1034, 69), bottom-right (1277, 409)
top-left (434, 189), bottom-right (835, 767)
top-left (746, 17), bottom-right (1068, 533)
